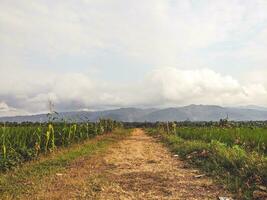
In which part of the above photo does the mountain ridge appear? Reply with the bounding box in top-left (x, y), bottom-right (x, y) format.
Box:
top-left (0, 105), bottom-right (267, 122)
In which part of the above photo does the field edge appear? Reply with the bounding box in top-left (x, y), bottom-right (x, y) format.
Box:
top-left (0, 128), bottom-right (132, 199)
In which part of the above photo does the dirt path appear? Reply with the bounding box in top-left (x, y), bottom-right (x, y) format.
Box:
top-left (30, 129), bottom-right (231, 200)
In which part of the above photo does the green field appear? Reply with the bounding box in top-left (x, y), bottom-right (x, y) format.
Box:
top-left (175, 127), bottom-right (267, 154)
top-left (0, 119), bottom-right (122, 171)
top-left (147, 123), bottom-right (267, 199)
top-left (1, 120), bottom-right (267, 199)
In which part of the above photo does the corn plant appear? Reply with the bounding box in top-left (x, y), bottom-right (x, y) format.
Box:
top-left (1, 124), bottom-right (7, 160)
top-left (0, 119), bottom-right (122, 171)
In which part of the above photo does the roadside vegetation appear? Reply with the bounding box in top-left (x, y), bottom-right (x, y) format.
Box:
top-left (0, 119), bottom-right (123, 171)
top-left (0, 126), bottom-right (130, 199)
top-left (175, 127), bottom-right (267, 154)
top-left (146, 121), bottom-right (267, 199)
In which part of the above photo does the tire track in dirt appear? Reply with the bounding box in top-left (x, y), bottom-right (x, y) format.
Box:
top-left (29, 129), bottom-right (231, 199)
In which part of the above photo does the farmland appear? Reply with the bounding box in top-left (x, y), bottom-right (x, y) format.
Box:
top-left (0, 120), bottom-right (267, 199)
top-left (0, 119), bottom-right (122, 171)
top-left (147, 122), bottom-right (267, 199)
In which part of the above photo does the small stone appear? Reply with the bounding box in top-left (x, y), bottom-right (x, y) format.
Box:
top-left (253, 190), bottom-right (267, 199)
top-left (186, 155), bottom-right (192, 159)
top-left (194, 174), bottom-right (205, 178)
top-left (257, 185), bottom-right (267, 192)
top-left (218, 197), bottom-right (232, 200)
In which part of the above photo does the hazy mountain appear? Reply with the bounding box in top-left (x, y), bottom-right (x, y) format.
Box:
top-left (142, 105), bottom-right (226, 122)
top-left (238, 105), bottom-right (267, 111)
top-left (0, 108), bottom-right (157, 123)
top-left (0, 105), bottom-right (267, 122)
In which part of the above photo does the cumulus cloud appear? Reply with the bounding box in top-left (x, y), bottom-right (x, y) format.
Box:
top-left (147, 68), bottom-right (241, 103)
top-left (0, 102), bottom-right (9, 111)
top-left (0, 101), bottom-right (29, 117)
top-left (0, 67), bottom-right (266, 116)
top-left (145, 68), bottom-right (267, 106)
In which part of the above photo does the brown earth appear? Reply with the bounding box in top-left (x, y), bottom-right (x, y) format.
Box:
top-left (26, 129), bottom-right (232, 200)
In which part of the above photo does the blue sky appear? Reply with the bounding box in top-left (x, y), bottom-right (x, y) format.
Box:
top-left (0, 0), bottom-right (267, 116)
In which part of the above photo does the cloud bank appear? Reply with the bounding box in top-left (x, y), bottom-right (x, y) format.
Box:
top-left (0, 67), bottom-right (266, 116)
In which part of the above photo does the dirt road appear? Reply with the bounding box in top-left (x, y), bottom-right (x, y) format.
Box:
top-left (32, 129), bottom-right (231, 200)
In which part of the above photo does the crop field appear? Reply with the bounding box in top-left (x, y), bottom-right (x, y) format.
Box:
top-left (0, 119), bottom-right (122, 171)
top-left (1, 120), bottom-right (267, 199)
top-left (175, 127), bottom-right (267, 154)
top-left (146, 122), bottom-right (267, 199)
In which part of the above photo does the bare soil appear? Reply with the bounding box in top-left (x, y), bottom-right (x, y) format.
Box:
top-left (26, 129), bottom-right (231, 200)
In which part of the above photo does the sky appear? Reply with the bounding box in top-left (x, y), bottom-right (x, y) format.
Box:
top-left (0, 0), bottom-right (267, 116)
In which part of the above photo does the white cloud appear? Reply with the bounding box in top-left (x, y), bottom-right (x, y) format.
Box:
top-left (0, 67), bottom-right (266, 116)
top-left (0, 101), bottom-right (29, 117)
top-left (144, 67), bottom-right (267, 107)
top-left (0, 102), bottom-right (9, 111)
top-left (241, 68), bottom-right (267, 89)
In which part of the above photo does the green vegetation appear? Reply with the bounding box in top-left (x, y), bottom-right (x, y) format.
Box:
top-left (175, 127), bottom-right (267, 154)
top-left (0, 119), bottom-right (123, 171)
top-left (0, 128), bottom-right (130, 199)
top-left (1, 117), bottom-right (267, 199)
top-left (147, 123), bottom-right (267, 199)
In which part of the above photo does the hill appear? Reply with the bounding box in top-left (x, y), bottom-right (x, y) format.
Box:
top-left (0, 105), bottom-right (267, 122)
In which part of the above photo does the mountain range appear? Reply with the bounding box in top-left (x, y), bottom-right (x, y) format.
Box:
top-left (0, 105), bottom-right (267, 122)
